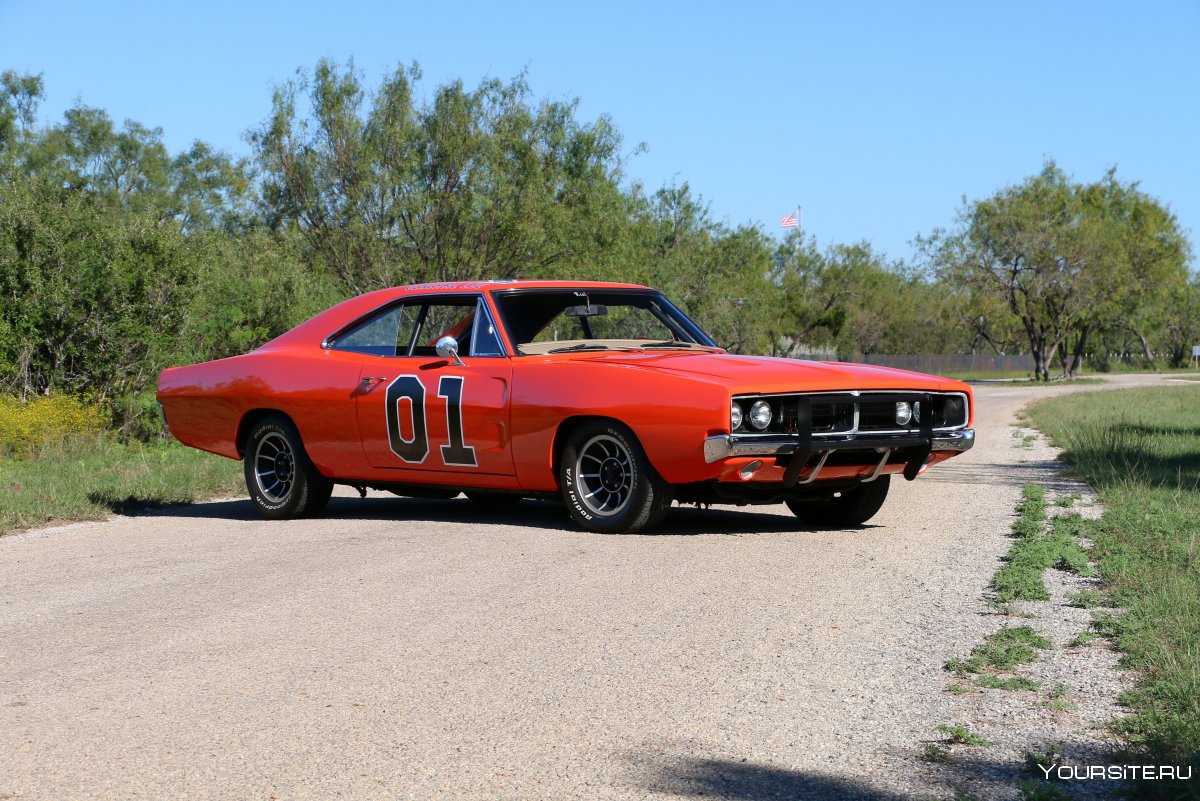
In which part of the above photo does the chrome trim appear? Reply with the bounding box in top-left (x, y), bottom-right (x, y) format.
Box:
top-left (795, 450), bottom-right (830, 485)
top-left (727, 390), bottom-right (970, 437)
top-left (859, 449), bottom-right (892, 483)
top-left (703, 436), bottom-right (732, 463)
top-left (435, 335), bottom-right (465, 366)
top-left (932, 429), bottom-right (975, 451)
top-left (701, 429), bottom-right (975, 464)
top-left (468, 297), bottom-right (507, 357)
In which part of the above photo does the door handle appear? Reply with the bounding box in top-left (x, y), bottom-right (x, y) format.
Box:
top-left (362, 376), bottom-right (386, 384)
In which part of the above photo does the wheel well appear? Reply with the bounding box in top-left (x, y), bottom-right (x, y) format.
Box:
top-left (235, 409), bottom-right (291, 458)
top-left (551, 415), bottom-right (626, 487)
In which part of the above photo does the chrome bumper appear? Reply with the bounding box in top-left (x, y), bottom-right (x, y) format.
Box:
top-left (703, 428), bottom-right (975, 463)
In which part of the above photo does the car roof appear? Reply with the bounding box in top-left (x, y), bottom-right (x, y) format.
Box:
top-left (257, 280), bottom-right (652, 351)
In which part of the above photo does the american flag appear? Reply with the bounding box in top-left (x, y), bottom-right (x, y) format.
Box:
top-left (780, 211), bottom-right (798, 228)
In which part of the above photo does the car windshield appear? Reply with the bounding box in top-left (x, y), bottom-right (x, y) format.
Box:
top-left (493, 289), bottom-right (719, 354)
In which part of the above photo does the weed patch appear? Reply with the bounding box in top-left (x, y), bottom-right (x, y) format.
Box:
top-left (1027, 386), bottom-right (1200, 791)
top-left (936, 724), bottom-right (993, 746)
top-left (976, 674), bottom-right (1041, 691)
top-left (991, 486), bottom-right (1094, 602)
top-left (0, 434), bottom-right (244, 534)
top-left (945, 626), bottom-right (1052, 675)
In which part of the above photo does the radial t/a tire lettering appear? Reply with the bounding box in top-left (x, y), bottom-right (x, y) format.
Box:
top-left (243, 414), bottom-right (333, 520)
top-left (559, 420), bottom-right (673, 534)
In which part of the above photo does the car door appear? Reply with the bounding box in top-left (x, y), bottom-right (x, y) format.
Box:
top-left (342, 295), bottom-right (515, 478)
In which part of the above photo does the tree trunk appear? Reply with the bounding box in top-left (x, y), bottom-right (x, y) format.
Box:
top-left (1031, 340), bottom-right (1050, 381)
top-left (1137, 332), bottom-right (1154, 365)
top-left (1067, 326), bottom-right (1089, 379)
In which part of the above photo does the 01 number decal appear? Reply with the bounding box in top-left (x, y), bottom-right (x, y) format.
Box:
top-left (385, 375), bottom-right (477, 467)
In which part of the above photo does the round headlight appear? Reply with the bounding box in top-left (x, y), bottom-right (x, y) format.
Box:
top-left (895, 401), bottom-right (912, 425)
top-left (749, 400), bottom-right (773, 430)
top-left (730, 401), bottom-right (743, 430)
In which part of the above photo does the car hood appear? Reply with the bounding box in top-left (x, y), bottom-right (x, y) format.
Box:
top-left (571, 350), bottom-right (964, 394)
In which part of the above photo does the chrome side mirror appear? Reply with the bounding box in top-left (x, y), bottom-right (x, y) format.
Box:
top-left (435, 335), bottom-right (465, 366)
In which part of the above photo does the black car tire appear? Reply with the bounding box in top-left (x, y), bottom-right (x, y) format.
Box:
top-left (243, 414), bottom-right (333, 520)
top-left (559, 420), bottom-right (672, 533)
top-left (786, 475), bottom-right (891, 528)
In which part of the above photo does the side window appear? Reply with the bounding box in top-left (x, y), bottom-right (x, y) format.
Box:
top-left (330, 304), bottom-right (418, 357)
top-left (471, 300), bottom-right (505, 356)
top-left (411, 299), bottom-right (478, 357)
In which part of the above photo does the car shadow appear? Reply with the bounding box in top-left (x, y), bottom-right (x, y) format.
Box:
top-left (126, 494), bottom-right (876, 537)
top-left (631, 755), bottom-right (911, 801)
top-left (916, 459), bottom-right (1085, 494)
top-left (625, 742), bottom-right (1149, 800)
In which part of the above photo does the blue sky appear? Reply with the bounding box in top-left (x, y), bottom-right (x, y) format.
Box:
top-left (2, 1), bottom-right (1197, 263)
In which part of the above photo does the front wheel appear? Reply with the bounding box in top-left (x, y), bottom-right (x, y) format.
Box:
top-left (243, 414), bottom-right (333, 519)
top-left (786, 475), bottom-right (891, 528)
top-left (559, 421), bottom-right (672, 533)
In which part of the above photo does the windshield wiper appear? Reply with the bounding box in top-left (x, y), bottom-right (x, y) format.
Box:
top-left (638, 340), bottom-right (717, 350)
top-left (545, 343), bottom-right (619, 354)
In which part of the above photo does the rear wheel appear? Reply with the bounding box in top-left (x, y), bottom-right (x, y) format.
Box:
top-left (786, 475), bottom-right (891, 528)
top-left (243, 415), bottom-right (333, 519)
top-left (559, 421), bottom-right (672, 533)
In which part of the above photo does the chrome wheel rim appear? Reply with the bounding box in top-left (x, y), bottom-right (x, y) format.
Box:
top-left (574, 434), bottom-right (633, 517)
top-left (254, 432), bottom-right (295, 504)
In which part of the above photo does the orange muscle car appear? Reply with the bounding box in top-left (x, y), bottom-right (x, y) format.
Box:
top-left (157, 280), bottom-right (975, 532)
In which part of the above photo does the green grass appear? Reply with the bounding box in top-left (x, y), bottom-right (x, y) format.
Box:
top-left (921, 743), bottom-right (951, 763)
top-left (0, 433), bottom-right (244, 534)
top-left (1016, 780), bottom-right (1071, 801)
top-left (1038, 683), bottom-right (1077, 713)
top-left (976, 674), bottom-right (1041, 691)
top-left (1054, 493), bottom-right (1080, 508)
top-left (936, 724), bottom-right (993, 746)
top-left (1068, 630), bottom-right (1099, 648)
top-left (1026, 386), bottom-right (1200, 793)
top-left (1067, 589), bottom-right (1104, 609)
top-left (945, 626), bottom-right (1053, 675)
top-left (990, 486), bottom-right (1094, 602)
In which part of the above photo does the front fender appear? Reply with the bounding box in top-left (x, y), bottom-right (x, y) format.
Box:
top-left (509, 360), bottom-right (729, 491)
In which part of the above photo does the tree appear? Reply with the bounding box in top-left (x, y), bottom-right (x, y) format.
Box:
top-left (617, 183), bottom-right (775, 353)
top-left (0, 70), bottom-right (43, 153)
top-left (1073, 171), bottom-right (1192, 372)
top-left (770, 235), bottom-right (957, 357)
top-left (0, 175), bottom-right (197, 405)
top-left (251, 60), bottom-right (631, 294)
top-left (928, 163), bottom-right (1119, 380)
top-left (1163, 276), bottom-right (1200, 368)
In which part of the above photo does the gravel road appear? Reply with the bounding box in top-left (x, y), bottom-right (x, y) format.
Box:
top-left (0, 374), bottom-right (1188, 801)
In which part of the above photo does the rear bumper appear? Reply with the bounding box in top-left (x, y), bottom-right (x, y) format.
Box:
top-left (703, 428), bottom-right (974, 462)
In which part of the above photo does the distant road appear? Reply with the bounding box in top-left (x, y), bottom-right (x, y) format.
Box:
top-left (0, 374), bottom-right (1185, 800)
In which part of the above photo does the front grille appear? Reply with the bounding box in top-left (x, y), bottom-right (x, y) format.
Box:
top-left (776, 397), bottom-right (854, 435)
top-left (731, 391), bottom-right (968, 437)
